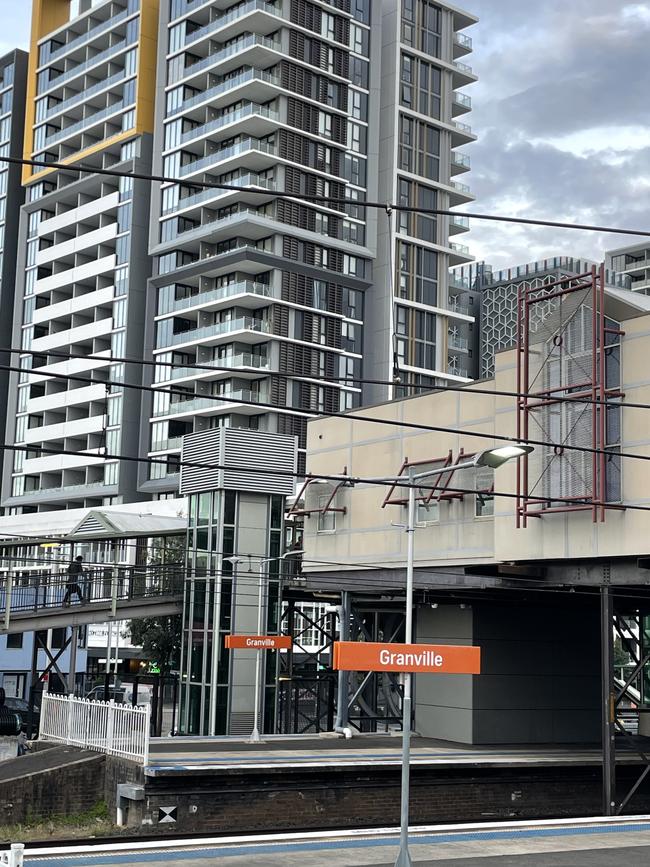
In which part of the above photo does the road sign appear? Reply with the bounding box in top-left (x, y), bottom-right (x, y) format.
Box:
top-left (225, 635), bottom-right (292, 650)
top-left (333, 641), bottom-right (480, 674)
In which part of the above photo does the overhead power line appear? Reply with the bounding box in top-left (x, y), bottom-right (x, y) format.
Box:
top-left (2, 154), bottom-right (650, 237)
top-left (3, 439), bottom-right (650, 515)
top-left (0, 358), bottom-right (643, 468)
top-left (3, 344), bottom-right (640, 414)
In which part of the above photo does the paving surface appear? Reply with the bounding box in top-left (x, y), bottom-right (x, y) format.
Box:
top-left (19, 823), bottom-right (650, 866)
top-left (146, 733), bottom-right (634, 776)
top-left (0, 743), bottom-right (100, 783)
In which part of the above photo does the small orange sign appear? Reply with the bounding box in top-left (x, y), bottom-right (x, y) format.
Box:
top-left (225, 635), bottom-right (292, 650)
top-left (333, 641), bottom-right (480, 674)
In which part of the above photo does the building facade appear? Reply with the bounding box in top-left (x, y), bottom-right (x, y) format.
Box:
top-left (142, 0), bottom-right (477, 493)
top-left (607, 242), bottom-right (650, 295)
top-left (4, 0), bottom-right (477, 509)
top-left (300, 283), bottom-right (650, 743)
top-left (2, 0), bottom-right (159, 513)
top-left (0, 50), bottom-right (29, 476)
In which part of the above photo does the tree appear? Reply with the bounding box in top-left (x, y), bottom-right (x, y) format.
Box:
top-left (125, 615), bottom-right (182, 677)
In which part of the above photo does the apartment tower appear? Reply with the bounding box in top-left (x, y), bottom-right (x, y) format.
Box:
top-left (142, 0), bottom-right (476, 492)
top-left (2, 0), bottom-right (159, 513)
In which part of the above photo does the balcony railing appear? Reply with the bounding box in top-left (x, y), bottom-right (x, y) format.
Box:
top-left (168, 173), bottom-right (275, 215)
top-left (178, 137), bottom-right (277, 177)
top-left (159, 280), bottom-right (272, 315)
top-left (184, 1), bottom-right (282, 48)
top-left (45, 71), bottom-right (127, 121)
top-left (447, 298), bottom-right (470, 316)
top-left (162, 353), bottom-right (269, 381)
top-left (45, 100), bottom-right (126, 146)
top-left (453, 120), bottom-right (473, 135)
top-left (43, 8), bottom-right (131, 65)
top-left (451, 215), bottom-right (470, 230)
top-left (452, 180), bottom-right (471, 195)
top-left (448, 334), bottom-right (469, 351)
top-left (453, 92), bottom-right (472, 110)
top-left (452, 152), bottom-right (471, 169)
top-left (156, 388), bottom-right (268, 417)
top-left (450, 242), bottom-right (470, 256)
top-left (178, 66), bottom-right (281, 111)
top-left (164, 316), bottom-right (270, 347)
top-left (44, 39), bottom-right (129, 92)
top-left (453, 32), bottom-right (473, 51)
top-left (180, 102), bottom-right (279, 145)
top-left (447, 366), bottom-right (469, 379)
top-left (453, 60), bottom-right (474, 75)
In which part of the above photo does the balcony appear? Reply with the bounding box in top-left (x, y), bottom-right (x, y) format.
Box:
top-left (41, 9), bottom-right (131, 66)
top-left (450, 214), bottom-right (470, 235)
top-left (178, 137), bottom-right (278, 179)
top-left (448, 180), bottom-right (473, 206)
top-left (452, 60), bottom-right (477, 87)
top-left (161, 353), bottom-right (270, 383)
top-left (452, 91), bottom-right (472, 116)
top-left (447, 298), bottom-right (470, 316)
top-left (44, 100), bottom-right (126, 148)
top-left (453, 32), bottom-right (473, 57)
top-left (44, 71), bottom-right (126, 122)
top-left (162, 316), bottom-right (271, 349)
top-left (180, 102), bottom-right (279, 146)
top-left (447, 366), bottom-right (470, 379)
top-left (449, 242), bottom-right (472, 266)
top-left (451, 120), bottom-right (476, 146)
top-left (154, 388), bottom-right (269, 418)
top-left (175, 33), bottom-right (282, 90)
top-left (158, 280), bottom-right (273, 315)
top-left (184, 2), bottom-right (283, 49)
top-left (451, 152), bottom-right (471, 175)
top-left (168, 173), bottom-right (275, 216)
top-left (448, 334), bottom-right (469, 352)
top-left (177, 67), bottom-right (281, 114)
top-left (41, 39), bottom-right (129, 95)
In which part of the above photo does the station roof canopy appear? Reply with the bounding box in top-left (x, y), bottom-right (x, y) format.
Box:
top-left (0, 500), bottom-right (188, 547)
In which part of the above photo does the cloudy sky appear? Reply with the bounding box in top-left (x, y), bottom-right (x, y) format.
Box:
top-left (2, 0), bottom-right (648, 268)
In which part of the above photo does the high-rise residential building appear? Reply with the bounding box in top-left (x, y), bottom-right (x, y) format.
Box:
top-left (2, 0), bottom-right (160, 513)
top-left (6, 0), bottom-right (477, 510)
top-left (142, 0), bottom-right (477, 490)
top-left (606, 242), bottom-right (650, 295)
top-left (0, 50), bottom-right (29, 465)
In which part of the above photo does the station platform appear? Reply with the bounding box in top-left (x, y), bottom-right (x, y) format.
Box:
top-left (145, 733), bottom-right (630, 777)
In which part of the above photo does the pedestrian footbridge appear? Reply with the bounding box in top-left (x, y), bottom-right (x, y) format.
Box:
top-left (0, 565), bottom-right (183, 634)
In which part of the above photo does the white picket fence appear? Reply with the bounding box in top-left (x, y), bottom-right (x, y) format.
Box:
top-left (40, 694), bottom-right (151, 765)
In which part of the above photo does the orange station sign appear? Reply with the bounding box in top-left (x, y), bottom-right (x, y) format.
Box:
top-left (225, 635), bottom-right (292, 650)
top-left (333, 641), bottom-right (480, 674)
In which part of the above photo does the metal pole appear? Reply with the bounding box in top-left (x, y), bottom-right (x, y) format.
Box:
top-left (4, 566), bottom-right (12, 631)
top-left (395, 468), bottom-right (415, 867)
top-left (601, 584), bottom-right (616, 815)
top-left (249, 561), bottom-right (265, 743)
top-left (68, 626), bottom-right (78, 695)
top-left (335, 591), bottom-right (351, 731)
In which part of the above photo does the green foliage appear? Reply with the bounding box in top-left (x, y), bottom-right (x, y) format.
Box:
top-left (125, 615), bottom-right (182, 674)
top-left (614, 637), bottom-right (631, 668)
top-left (0, 801), bottom-right (112, 842)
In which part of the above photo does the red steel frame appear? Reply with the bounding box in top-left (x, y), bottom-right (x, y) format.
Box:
top-left (516, 264), bottom-right (624, 527)
top-left (381, 450), bottom-right (491, 509)
top-left (288, 469), bottom-right (349, 519)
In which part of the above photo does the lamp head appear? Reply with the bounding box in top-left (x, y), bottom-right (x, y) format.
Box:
top-left (475, 444), bottom-right (534, 469)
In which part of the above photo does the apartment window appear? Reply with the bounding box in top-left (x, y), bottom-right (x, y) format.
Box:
top-left (417, 500), bottom-right (439, 523)
top-left (6, 633), bottom-right (23, 649)
top-left (396, 305), bottom-right (437, 370)
top-left (402, 0), bottom-right (442, 58)
top-left (475, 468), bottom-right (494, 517)
top-left (165, 119), bottom-right (182, 150)
top-left (350, 89), bottom-right (368, 121)
top-left (318, 112), bottom-right (332, 139)
top-left (350, 23), bottom-right (369, 56)
top-left (397, 179), bottom-right (437, 244)
top-left (321, 12), bottom-right (336, 40)
top-left (317, 495), bottom-right (336, 532)
top-left (169, 22), bottom-right (184, 54)
top-left (350, 56), bottom-right (369, 89)
top-left (399, 116), bottom-right (440, 180)
top-left (398, 241), bottom-right (438, 305)
top-left (348, 121), bottom-right (366, 154)
top-left (343, 154), bottom-right (366, 187)
top-left (401, 53), bottom-right (441, 118)
top-left (125, 49), bottom-right (138, 77)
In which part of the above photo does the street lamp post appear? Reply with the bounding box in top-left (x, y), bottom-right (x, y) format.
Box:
top-left (392, 444), bottom-right (532, 867)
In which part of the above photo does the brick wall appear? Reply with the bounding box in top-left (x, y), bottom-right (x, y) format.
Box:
top-left (0, 752), bottom-right (105, 825)
top-left (140, 765), bottom-right (650, 834)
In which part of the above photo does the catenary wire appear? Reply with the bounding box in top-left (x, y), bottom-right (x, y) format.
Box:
top-left (0, 358), bottom-right (644, 469)
top-left (3, 344), bottom-right (639, 413)
top-left (3, 154), bottom-right (650, 238)
top-left (3, 438), bottom-right (650, 515)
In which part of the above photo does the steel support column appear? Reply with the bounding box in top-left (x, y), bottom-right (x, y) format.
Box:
top-left (601, 584), bottom-right (616, 815)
